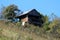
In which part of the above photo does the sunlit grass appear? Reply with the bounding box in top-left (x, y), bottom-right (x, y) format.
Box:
top-left (0, 20), bottom-right (60, 40)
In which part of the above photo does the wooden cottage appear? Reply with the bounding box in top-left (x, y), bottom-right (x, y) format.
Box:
top-left (16, 9), bottom-right (44, 26)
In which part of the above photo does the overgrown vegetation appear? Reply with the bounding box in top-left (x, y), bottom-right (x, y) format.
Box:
top-left (0, 4), bottom-right (60, 40)
top-left (0, 19), bottom-right (60, 40)
top-left (2, 4), bottom-right (20, 21)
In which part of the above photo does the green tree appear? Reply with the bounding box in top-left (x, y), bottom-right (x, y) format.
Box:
top-left (49, 18), bottom-right (60, 33)
top-left (2, 4), bottom-right (20, 20)
top-left (43, 15), bottom-right (50, 31)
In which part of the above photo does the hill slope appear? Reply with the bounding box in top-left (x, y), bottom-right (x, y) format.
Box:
top-left (0, 20), bottom-right (60, 40)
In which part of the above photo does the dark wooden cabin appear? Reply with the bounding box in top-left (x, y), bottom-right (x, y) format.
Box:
top-left (16, 9), bottom-right (44, 26)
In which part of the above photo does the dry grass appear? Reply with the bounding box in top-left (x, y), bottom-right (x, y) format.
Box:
top-left (0, 20), bottom-right (60, 40)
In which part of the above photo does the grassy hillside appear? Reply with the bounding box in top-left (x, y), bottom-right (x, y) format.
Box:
top-left (0, 20), bottom-right (60, 40)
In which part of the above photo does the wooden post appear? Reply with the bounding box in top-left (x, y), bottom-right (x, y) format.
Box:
top-left (22, 22), bottom-right (25, 26)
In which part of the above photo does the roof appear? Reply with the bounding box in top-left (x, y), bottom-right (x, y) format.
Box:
top-left (19, 9), bottom-right (35, 16)
top-left (15, 9), bottom-right (40, 17)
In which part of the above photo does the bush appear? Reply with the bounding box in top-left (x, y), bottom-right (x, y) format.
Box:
top-left (26, 37), bottom-right (33, 40)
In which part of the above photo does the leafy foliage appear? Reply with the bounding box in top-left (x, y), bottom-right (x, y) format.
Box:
top-left (42, 15), bottom-right (50, 31)
top-left (49, 18), bottom-right (60, 33)
top-left (2, 4), bottom-right (20, 20)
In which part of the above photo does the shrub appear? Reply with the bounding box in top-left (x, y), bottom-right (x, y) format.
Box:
top-left (26, 37), bottom-right (33, 40)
